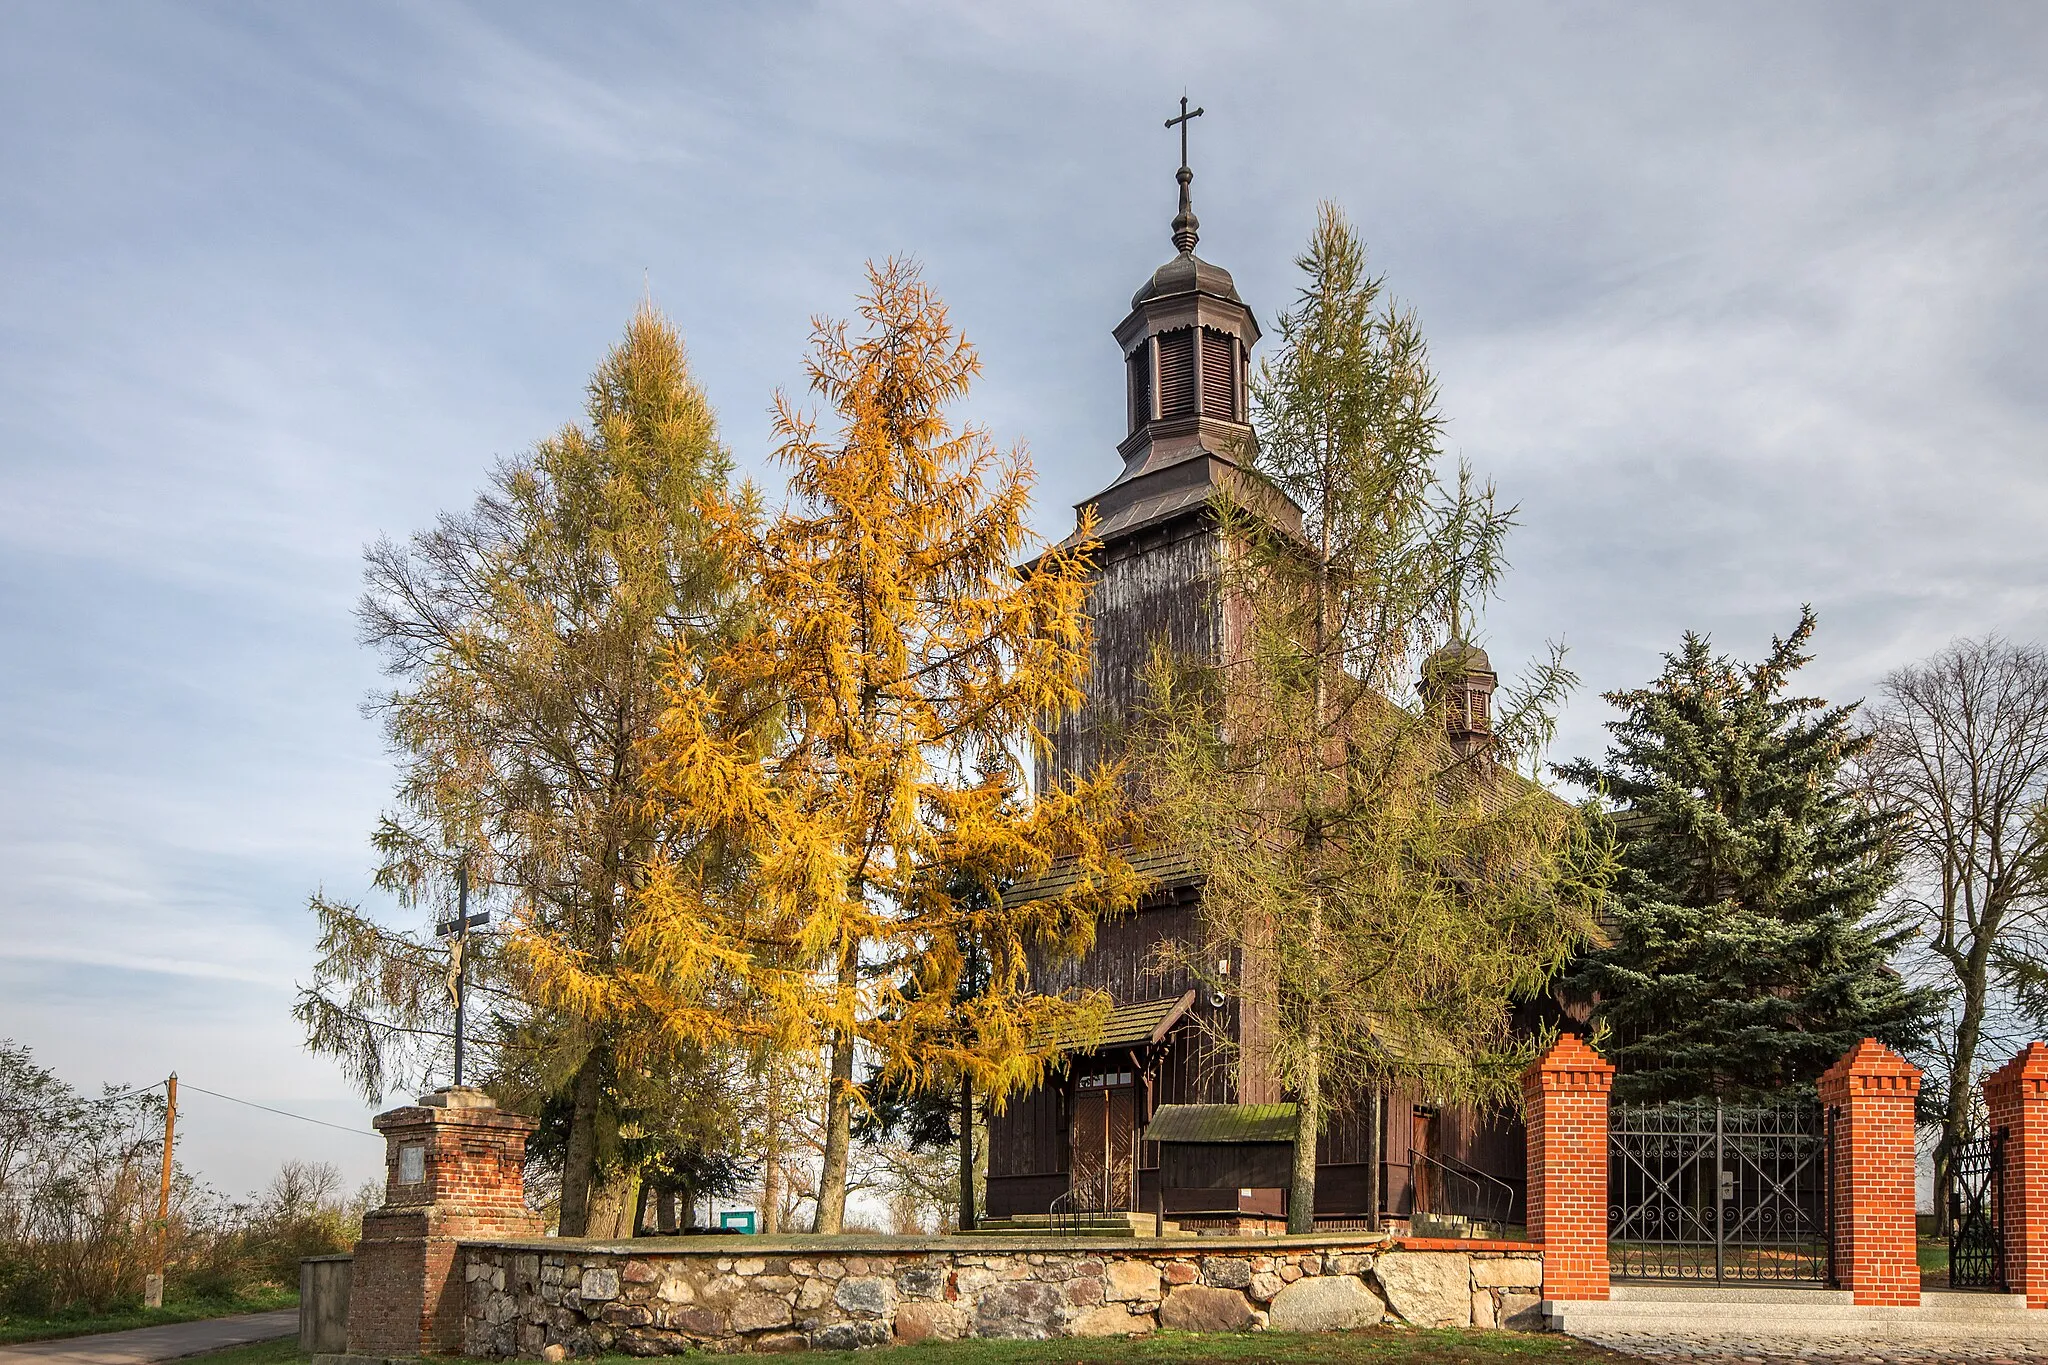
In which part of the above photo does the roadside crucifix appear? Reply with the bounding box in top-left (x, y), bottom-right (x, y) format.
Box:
top-left (436, 859), bottom-right (489, 1087)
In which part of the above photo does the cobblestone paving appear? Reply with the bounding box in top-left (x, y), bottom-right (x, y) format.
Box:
top-left (1578, 1329), bottom-right (2048, 1363)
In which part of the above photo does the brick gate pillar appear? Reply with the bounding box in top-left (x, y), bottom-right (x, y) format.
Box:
top-left (1817, 1039), bottom-right (1921, 1307)
top-left (342, 1087), bottom-right (543, 1357)
top-left (1983, 1042), bottom-right (2048, 1308)
top-left (1522, 1033), bottom-right (1615, 1302)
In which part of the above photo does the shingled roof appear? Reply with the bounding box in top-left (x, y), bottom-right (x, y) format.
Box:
top-left (1046, 991), bottom-right (1195, 1053)
top-left (1144, 1103), bottom-right (1299, 1145)
top-left (1002, 846), bottom-right (1203, 906)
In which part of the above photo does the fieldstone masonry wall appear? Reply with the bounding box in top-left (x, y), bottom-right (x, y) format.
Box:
top-left (458, 1239), bottom-right (1543, 1356)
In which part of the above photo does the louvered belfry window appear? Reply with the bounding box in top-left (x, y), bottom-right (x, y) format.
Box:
top-left (1200, 327), bottom-right (1238, 419)
top-left (1156, 328), bottom-right (1198, 419)
top-left (1128, 348), bottom-right (1151, 432)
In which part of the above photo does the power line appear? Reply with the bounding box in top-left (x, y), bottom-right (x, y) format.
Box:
top-left (176, 1084), bottom-right (380, 1139)
top-left (6, 1077), bottom-right (379, 1140)
top-left (4, 1079), bottom-right (166, 1119)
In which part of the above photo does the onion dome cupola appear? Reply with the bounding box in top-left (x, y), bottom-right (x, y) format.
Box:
top-left (1078, 100), bottom-right (1280, 545)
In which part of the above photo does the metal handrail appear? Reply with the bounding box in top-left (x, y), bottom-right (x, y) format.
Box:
top-left (1048, 1187), bottom-right (1096, 1233)
top-left (1409, 1147), bottom-right (1513, 1228)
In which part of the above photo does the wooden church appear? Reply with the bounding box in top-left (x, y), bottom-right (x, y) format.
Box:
top-left (983, 142), bottom-right (1527, 1233)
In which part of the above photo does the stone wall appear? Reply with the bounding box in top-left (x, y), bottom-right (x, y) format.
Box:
top-left (459, 1237), bottom-right (1543, 1357)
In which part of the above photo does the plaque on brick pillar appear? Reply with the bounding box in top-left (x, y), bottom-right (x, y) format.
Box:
top-left (1983, 1042), bottom-right (2048, 1308)
top-left (1521, 1033), bottom-right (1614, 1302)
top-left (1817, 1039), bottom-right (1921, 1307)
top-left (339, 1087), bottom-right (544, 1359)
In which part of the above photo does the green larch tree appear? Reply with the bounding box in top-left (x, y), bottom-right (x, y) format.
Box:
top-left (1142, 205), bottom-right (1606, 1232)
top-left (297, 305), bottom-right (749, 1235)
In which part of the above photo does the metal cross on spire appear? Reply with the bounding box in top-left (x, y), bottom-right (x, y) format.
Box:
top-left (1166, 94), bottom-right (1204, 172)
top-left (1164, 95), bottom-right (1205, 255)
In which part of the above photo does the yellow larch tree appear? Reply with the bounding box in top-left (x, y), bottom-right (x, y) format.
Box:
top-left (523, 260), bottom-right (1143, 1232)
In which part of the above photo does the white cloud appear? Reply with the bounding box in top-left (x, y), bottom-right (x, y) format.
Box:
top-left (1, 0), bottom-right (2044, 1193)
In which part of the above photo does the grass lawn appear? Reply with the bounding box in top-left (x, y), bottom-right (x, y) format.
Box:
top-left (1918, 1235), bottom-right (1950, 1287)
top-left (178, 1338), bottom-right (305, 1365)
top-left (184, 1327), bottom-right (1621, 1365)
top-left (0, 1285), bottom-right (298, 1346)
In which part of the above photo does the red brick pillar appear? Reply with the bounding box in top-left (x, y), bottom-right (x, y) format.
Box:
top-left (1983, 1042), bottom-right (2048, 1308)
top-left (1522, 1033), bottom-right (1615, 1301)
top-left (1817, 1039), bottom-right (1921, 1307)
top-left (343, 1087), bottom-right (543, 1357)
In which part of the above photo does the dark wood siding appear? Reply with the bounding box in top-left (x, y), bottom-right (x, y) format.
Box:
top-left (985, 1173), bottom-right (1064, 1218)
top-left (988, 1082), bottom-right (1064, 1179)
top-left (1030, 898), bottom-right (1202, 1004)
top-left (1315, 1078), bottom-right (1378, 1167)
top-left (1042, 522), bottom-right (1219, 793)
top-left (1161, 1141), bottom-right (1292, 1190)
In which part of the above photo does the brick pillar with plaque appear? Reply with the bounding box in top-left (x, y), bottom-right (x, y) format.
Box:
top-left (340, 1088), bottom-right (543, 1358)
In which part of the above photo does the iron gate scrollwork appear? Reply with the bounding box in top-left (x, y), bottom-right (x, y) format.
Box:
top-left (1949, 1130), bottom-right (2005, 1290)
top-left (1608, 1099), bottom-right (1831, 1283)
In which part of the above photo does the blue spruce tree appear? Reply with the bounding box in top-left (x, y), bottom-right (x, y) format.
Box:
top-left (1558, 609), bottom-right (1937, 1102)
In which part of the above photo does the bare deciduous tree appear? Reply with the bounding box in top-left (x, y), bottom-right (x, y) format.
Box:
top-left (1865, 637), bottom-right (2048, 1228)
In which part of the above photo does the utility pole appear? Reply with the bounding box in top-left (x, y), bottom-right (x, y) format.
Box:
top-left (145, 1073), bottom-right (176, 1308)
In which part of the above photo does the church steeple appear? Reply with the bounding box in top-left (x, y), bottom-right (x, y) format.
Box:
top-left (1036, 106), bottom-right (1302, 794)
top-left (1072, 99), bottom-right (1284, 547)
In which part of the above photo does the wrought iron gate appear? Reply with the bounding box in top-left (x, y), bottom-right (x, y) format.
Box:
top-left (1949, 1131), bottom-right (2005, 1290)
top-left (1609, 1099), bottom-right (1831, 1283)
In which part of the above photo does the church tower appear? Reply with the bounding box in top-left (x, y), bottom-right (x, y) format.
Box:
top-left (1040, 112), bottom-right (1303, 793)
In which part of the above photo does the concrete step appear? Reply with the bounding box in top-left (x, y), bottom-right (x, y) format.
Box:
top-left (973, 1212), bottom-right (1180, 1238)
top-left (1611, 1284), bottom-right (1853, 1304)
top-left (1549, 1290), bottom-right (2043, 1339)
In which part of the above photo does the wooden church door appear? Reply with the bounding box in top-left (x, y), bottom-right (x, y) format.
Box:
top-left (1071, 1071), bottom-right (1137, 1210)
top-left (1411, 1106), bottom-right (1441, 1214)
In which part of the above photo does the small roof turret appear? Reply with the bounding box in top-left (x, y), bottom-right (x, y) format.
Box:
top-left (1425, 640), bottom-right (1494, 679)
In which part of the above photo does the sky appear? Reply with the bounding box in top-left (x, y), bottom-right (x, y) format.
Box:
top-left (1, 2), bottom-right (2044, 1200)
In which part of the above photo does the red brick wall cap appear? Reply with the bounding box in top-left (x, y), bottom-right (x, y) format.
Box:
top-left (1816, 1038), bottom-right (1921, 1100)
top-left (372, 1105), bottom-right (540, 1136)
top-left (1983, 1041), bottom-right (2048, 1099)
top-left (1819, 1037), bottom-right (1920, 1081)
top-left (1522, 1033), bottom-right (1615, 1094)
